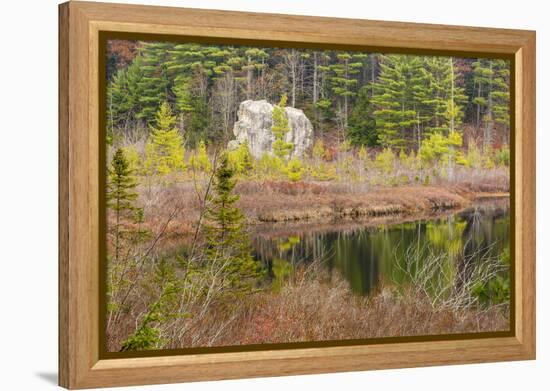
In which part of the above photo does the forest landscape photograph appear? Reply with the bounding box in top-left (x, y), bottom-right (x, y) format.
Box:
top-left (103, 38), bottom-right (512, 353)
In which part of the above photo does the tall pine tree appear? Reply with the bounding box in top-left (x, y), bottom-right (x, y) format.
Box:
top-left (203, 154), bottom-right (263, 297)
top-left (136, 42), bottom-right (174, 124)
top-left (371, 55), bottom-right (424, 149)
top-left (107, 148), bottom-right (141, 263)
top-left (328, 52), bottom-right (362, 136)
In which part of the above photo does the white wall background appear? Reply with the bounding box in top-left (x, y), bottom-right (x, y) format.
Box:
top-left (0, 0), bottom-right (546, 389)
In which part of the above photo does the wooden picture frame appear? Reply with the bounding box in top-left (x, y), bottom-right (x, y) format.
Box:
top-left (59, 1), bottom-right (536, 388)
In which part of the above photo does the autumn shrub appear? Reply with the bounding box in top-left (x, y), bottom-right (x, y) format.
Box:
top-left (286, 157), bottom-right (305, 182)
top-left (374, 148), bottom-right (395, 174)
top-left (188, 140), bottom-right (211, 173)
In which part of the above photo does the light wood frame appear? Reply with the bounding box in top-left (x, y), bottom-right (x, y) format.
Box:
top-left (59, 1), bottom-right (536, 388)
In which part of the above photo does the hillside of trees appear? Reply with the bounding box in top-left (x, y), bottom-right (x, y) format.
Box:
top-left (107, 39), bottom-right (510, 154)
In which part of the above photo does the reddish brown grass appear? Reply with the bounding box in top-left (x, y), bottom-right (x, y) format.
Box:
top-left (171, 270), bottom-right (508, 348)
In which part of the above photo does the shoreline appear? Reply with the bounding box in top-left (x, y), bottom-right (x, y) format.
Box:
top-left (241, 184), bottom-right (509, 223)
top-left (144, 182), bottom-right (509, 249)
top-left (251, 196), bottom-right (510, 239)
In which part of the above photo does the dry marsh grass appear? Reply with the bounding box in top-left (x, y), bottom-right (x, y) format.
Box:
top-left (130, 179), bottom-right (507, 235)
top-left (170, 266), bottom-right (509, 348)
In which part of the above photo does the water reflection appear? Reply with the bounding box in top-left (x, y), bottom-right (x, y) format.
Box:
top-left (252, 202), bottom-right (510, 296)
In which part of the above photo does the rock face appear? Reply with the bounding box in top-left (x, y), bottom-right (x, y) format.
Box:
top-left (229, 100), bottom-right (313, 159)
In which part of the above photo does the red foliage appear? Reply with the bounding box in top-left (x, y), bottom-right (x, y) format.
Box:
top-left (107, 40), bottom-right (139, 71)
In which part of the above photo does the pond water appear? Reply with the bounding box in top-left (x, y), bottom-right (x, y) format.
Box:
top-left (252, 200), bottom-right (510, 296)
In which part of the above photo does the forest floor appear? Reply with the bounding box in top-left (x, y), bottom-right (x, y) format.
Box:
top-left (137, 180), bottom-right (509, 247)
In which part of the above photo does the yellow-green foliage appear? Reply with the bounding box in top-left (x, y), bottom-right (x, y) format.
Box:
top-left (121, 145), bottom-right (142, 175)
top-left (339, 140), bottom-right (351, 153)
top-left (464, 143), bottom-right (483, 168)
top-left (228, 141), bottom-right (254, 175)
top-left (494, 145), bottom-right (510, 166)
top-left (483, 153), bottom-right (496, 169)
top-left (312, 139), bottom-right (326, 162)
top-left (402, 150), bottom-right (419, 170)
top-left (310, 162), bottom-right (337, 181)
top-left (426, 220), bottom-right (467, 257)
top-left (272, 258), bottom-right (293, 292)
top-left (286, 157), bottom-right (305, 182)
top-left (310, 139), bottom-right (336, 180)
top-left (338, 155), bottom-right (356, 180)
top-left (419, 131), bottom-right (462, 165)
top-left (398, 149), bottom-right (407, 162)
top-left (144, 102), bottom-right (186, 176)
top-left (277, 235), bottom-right (300, 251)
top-left (357, 145), bottom-right (368, 162)
top-left (189, 140), bottom-right (211, 173)
top-left (454, 150), bottom-right (469, 166)
top-left (271, 94), bottom-right (293, 161)
top-left (257, 153), bottom-right (285, 178)
top-left (375, 148), bottom-right (395, 174)
top-left (398, 149), bottom-right (417, 170)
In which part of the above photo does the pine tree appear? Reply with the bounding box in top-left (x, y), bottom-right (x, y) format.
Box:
top-left (167, 43), bottom-right (221, 142)
top-left (347, 85), bottom-right (377, 146)
top-left (172, 75), bottom-right (193, 133)
top-left (203, 154), bottom-right (263, 297)
top-left (107, 57), bottom-right (146, 140)
top-left (136, 42), bottom-right (174, 124)
top-left (419, 130), bottom-right (463, 180)
top-left (189, 140), bottom-right (211, 173)
top-left (472, 59), bottom-right (510, 146)
top-left (228, 141), bottom-right (254, 174)
top-left (286, 157), bottom-right (304, 182)
top-left (420, 57), bottom-right (467, 135)
top-left (144, 102), bottom-right (186, 176)
top-left (371, 55), bottom-right (425, 149)
top-left (271, 94), bottom-right (294, 161)
top-left (106, 148), bottom-right (149, 331)
top-left (107, 148), bottom-right (141, 263)
top-left (328, 52), bottom-right (362, 135)
top-left (120, 260), bottom-right (180, 351)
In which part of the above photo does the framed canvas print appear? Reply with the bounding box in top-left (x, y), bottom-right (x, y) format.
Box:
top-left (59, 1), bottom-right (536, 389)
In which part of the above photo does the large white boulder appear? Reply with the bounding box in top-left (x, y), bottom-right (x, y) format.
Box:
top-left (229, 100), bottom-right (313, 159)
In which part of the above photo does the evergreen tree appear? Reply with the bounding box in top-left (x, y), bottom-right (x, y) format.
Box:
top-left (203, 154), bottom-right (263, 297)
top-left (286, 157), bottom-right (305, 182)
top-left (189, 140), bottom-right (212, 173)
top-left (371, 55), bottom-right (425, 149)
top-left (271, 94), bottom-right (294, 161)
top-left (144, 102), bottom-right (186, 176)
top-left (107, 148), bottom-right (141, 263)
top-left (328, 52), bottom-right (362, 135)
top-left (167, 43), bottom-right (223, 142)
top-left (120, 259), bottom-right (180, 351)
top-left (420, 57), bottom-right (467, 135)
top-left (472, 59), bottom-right (510, 146)
top-left (136, 42), bottom-right (174, 124)
top-left (172, 75), bottom-right (193, 133)
top-left (347, 85), bottom-right (377, 146)
top-left (107, 57), bottom-right (146, 139)
top-left (419, 130), bottom-right (463, 180)
top-left (106, 148), bottom-right (150, 331)
top-left (228, 141), bottom-right (254, 174)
